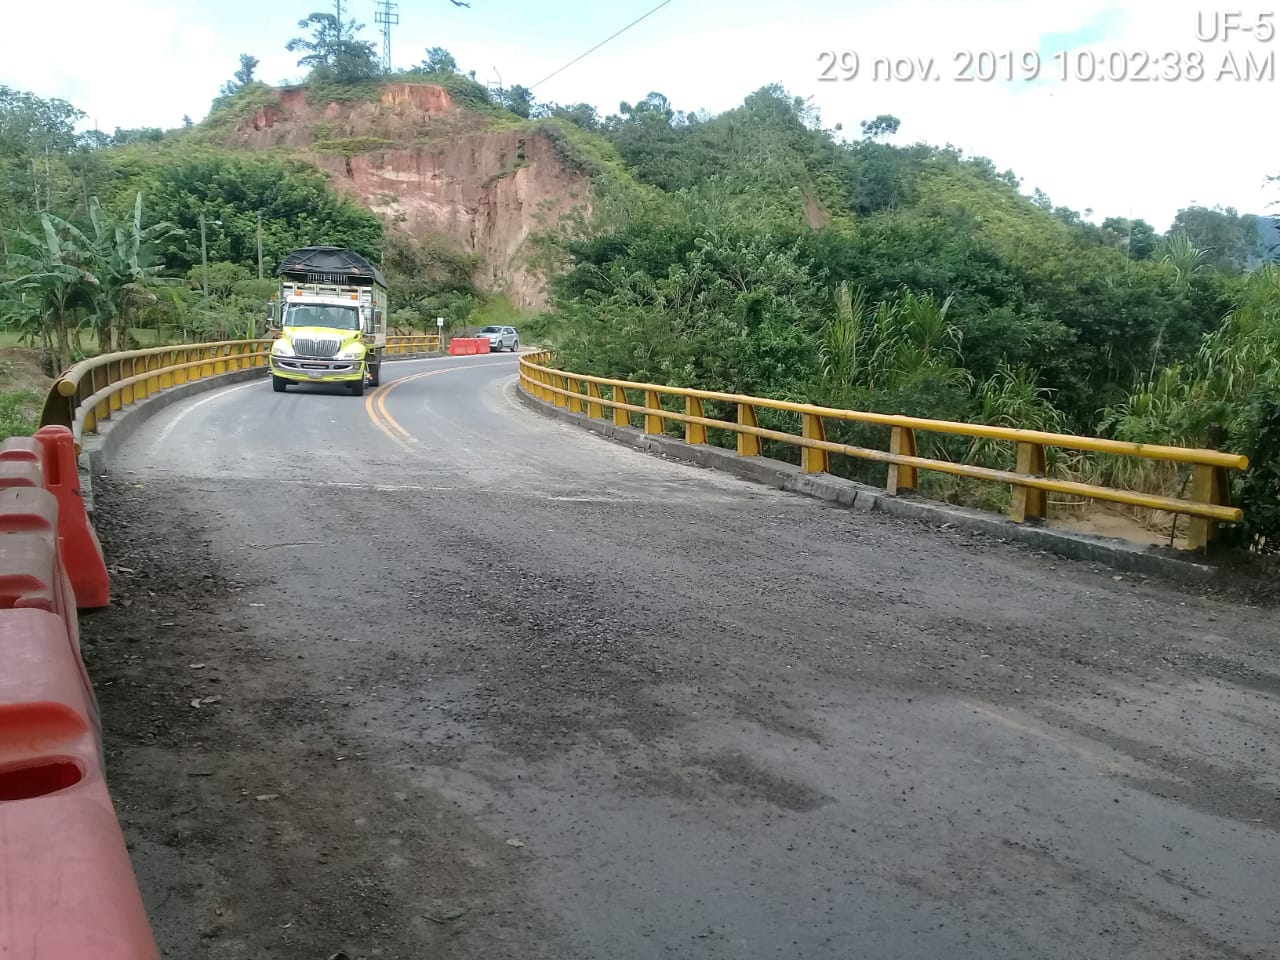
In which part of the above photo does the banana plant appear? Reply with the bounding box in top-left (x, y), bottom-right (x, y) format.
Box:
top-left (85, 192), bottom-right (181, 352)
top-left (2, 211), bottom-right (100, 372)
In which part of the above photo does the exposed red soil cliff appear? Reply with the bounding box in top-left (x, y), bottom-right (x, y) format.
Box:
top-left (227, 83), bottom-right (593, 311)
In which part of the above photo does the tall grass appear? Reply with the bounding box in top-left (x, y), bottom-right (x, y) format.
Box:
top-left (0, 391), bottom-right (41, 441)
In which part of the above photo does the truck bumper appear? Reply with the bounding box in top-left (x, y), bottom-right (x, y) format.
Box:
top-left (269, 357), bottom-right (365, 383)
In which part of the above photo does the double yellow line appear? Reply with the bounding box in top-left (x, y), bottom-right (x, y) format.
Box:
top-left (363, 358), bottom-right (516, 448)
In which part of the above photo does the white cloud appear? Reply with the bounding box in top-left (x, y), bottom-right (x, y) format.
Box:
top-left (1, 0), bottom-right (1274, 229)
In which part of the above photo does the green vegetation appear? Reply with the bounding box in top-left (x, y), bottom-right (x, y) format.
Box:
top-left (313, 136), bottom-right (399, 156)
top-left (0, 390), bottom-right (41, 442)
top-left (515, 83), bottom-right (1278, 553)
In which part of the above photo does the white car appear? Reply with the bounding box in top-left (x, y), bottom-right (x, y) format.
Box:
top-left (478, 325), bottom-right (519, 352)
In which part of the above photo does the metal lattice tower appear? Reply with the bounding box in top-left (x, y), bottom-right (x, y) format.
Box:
top-left (373, 0), bottom-right (399, 72)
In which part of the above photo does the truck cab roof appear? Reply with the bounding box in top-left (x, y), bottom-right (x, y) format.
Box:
top-left (277, 246), bottom-right (387, 288)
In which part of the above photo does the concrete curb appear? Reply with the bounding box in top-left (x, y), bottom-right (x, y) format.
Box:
top-left (76, 352), bottom-right (443, 518)
top-left (516, 384), bottom-right (1223, 585)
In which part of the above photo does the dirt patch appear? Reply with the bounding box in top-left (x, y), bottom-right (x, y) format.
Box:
top-left (802, 188), bottom-right (831, 228)
top-left (1051, 504), bottom-right (1177, 547)
top-left (0, 346), bottom-right (54, 393)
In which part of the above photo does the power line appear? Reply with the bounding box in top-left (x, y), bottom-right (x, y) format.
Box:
top-left (529, 0), bottom-right (678, 91)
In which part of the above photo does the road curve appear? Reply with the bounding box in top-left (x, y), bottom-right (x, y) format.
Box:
top-left (87, 354), bottom-right (1280, 960)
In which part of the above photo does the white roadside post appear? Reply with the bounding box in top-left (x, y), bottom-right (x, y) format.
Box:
top-left (437, 317), bottom-right (444, 353)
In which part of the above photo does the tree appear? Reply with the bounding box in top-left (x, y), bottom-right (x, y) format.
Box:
top-left (3, 212), bottom-right (101, 370)
top-left (84, 192), bottom-right (181, 352)
top-left (286, 12), bottom-right (379, 84)
top-left (536, 102), bottom-right (601, 131)
top-left (210, 54), bottom-right (262, 114)
top-left (859, 114), bottom-right (900, 141)
top-left (120, 149), bottom-right (384, 274)
top-left (232, 53), bottom-right (258, 89)
top-left (0, 86), bottom-right (85, 219)
top-left (1157, 232), bottom-right (1208, 285)
top-left (421, 46), bottom-right (458, 73)
top-left (1170, 205), bottom-right (1264, 272)
top-left (111, 127), bottom-right (165, 146)
top-left (1101, 216), bottom-right (1157, 260)
top-left (497, 84), bottom-right (534, 119)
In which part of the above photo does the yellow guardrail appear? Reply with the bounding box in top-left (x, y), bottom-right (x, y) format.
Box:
top-left (40, 340), bottom-right (274, 442)
top-left (39, 334), bottom-right (445, 443)
top-left (385, 334), bottom-right (441, 354)
top-left (518, 352), bottom-right (1248, 551)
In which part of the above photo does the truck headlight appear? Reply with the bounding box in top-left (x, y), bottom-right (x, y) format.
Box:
top-left (338, 345), bottom-right (365, 360)
top-left (272, 339), bottom-right (294, 357)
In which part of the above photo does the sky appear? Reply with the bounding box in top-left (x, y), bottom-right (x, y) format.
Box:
top-left (2, 0), bottom-right (1276, 232)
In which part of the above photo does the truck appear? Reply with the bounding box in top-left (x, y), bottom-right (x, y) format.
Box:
top-left (267, 246), bottom-right (387, 396)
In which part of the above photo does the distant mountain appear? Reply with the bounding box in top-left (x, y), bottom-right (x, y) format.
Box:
top-left (1256, 213), bottom-right (1280, 264)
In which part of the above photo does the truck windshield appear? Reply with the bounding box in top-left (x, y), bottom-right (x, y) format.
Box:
top-left (283, 304), bottom-right (360, 330)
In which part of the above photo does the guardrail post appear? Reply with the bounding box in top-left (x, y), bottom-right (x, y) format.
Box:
top-left (886, 426), bottom-right (918, 494)
top-left (134, 357), bottom-right (151, 402)
top-left (1011, 441), bottom-right (1047, 523)
top-left (107, 360), bottom-right (123, 412)
top-left (802, 413), bottom-right (829, 474)
top-left (686, 397), bottom-right (707, 444)
top-left (567, 377), bottom-right (584, 414)
top-left (738, 403), bottom-right (762, 456)
top-left (553, 375), bottom-right (569, 408)
top-left (613, 385), bottom-right (631, 427)
top-left (645, 390), bottom-right (664, 434)
top-left (586, 382), bottom-right (605, 419)
top-left (1187, 465), bottom-right (1232, 550)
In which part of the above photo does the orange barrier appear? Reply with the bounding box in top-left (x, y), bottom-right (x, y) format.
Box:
top-left (33, 426), bottom-right (109, 610)
top-left (448, 337), bottom-right (492, 356)
top-left (0, 608), bottom-right (160, 959)
top-left (0, 487), bottom-right (97, 727)
top-left (0, 483), bottom-right (154, 957)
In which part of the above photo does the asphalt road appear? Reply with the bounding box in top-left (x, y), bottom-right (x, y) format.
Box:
top-left (86, 353), bottom-right (1280, 960)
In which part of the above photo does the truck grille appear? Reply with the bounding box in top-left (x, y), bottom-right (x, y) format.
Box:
top-left (292, 337), bottom-right (341, 358)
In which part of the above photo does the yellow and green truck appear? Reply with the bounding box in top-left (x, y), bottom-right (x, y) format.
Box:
top-left (268, 246), bottom-right (387, 396)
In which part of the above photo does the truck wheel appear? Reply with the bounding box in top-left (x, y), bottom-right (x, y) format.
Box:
top-left (349, 378), bottom-right (365, 396)
top-left (272, 375), bottom-right (288, 393)
top-left (368, 360), bottom-right (381, 387)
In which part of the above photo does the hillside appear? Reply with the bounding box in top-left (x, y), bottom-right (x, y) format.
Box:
top-left (217, 82), bottom-right (596, 311)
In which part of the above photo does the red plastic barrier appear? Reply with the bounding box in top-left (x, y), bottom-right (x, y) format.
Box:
top-left (0, 437), bottom-right (42, 466)
top-left (0, 608), bottom-right (159, 959)
top-left (0, 460), bottom-right (44, 489)
top-left (33, 426), bottom-right (109, 610)
top-left (0, 488), bottom-right (96, 725)
top-left (448, 337), bottom-right (494, 356)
